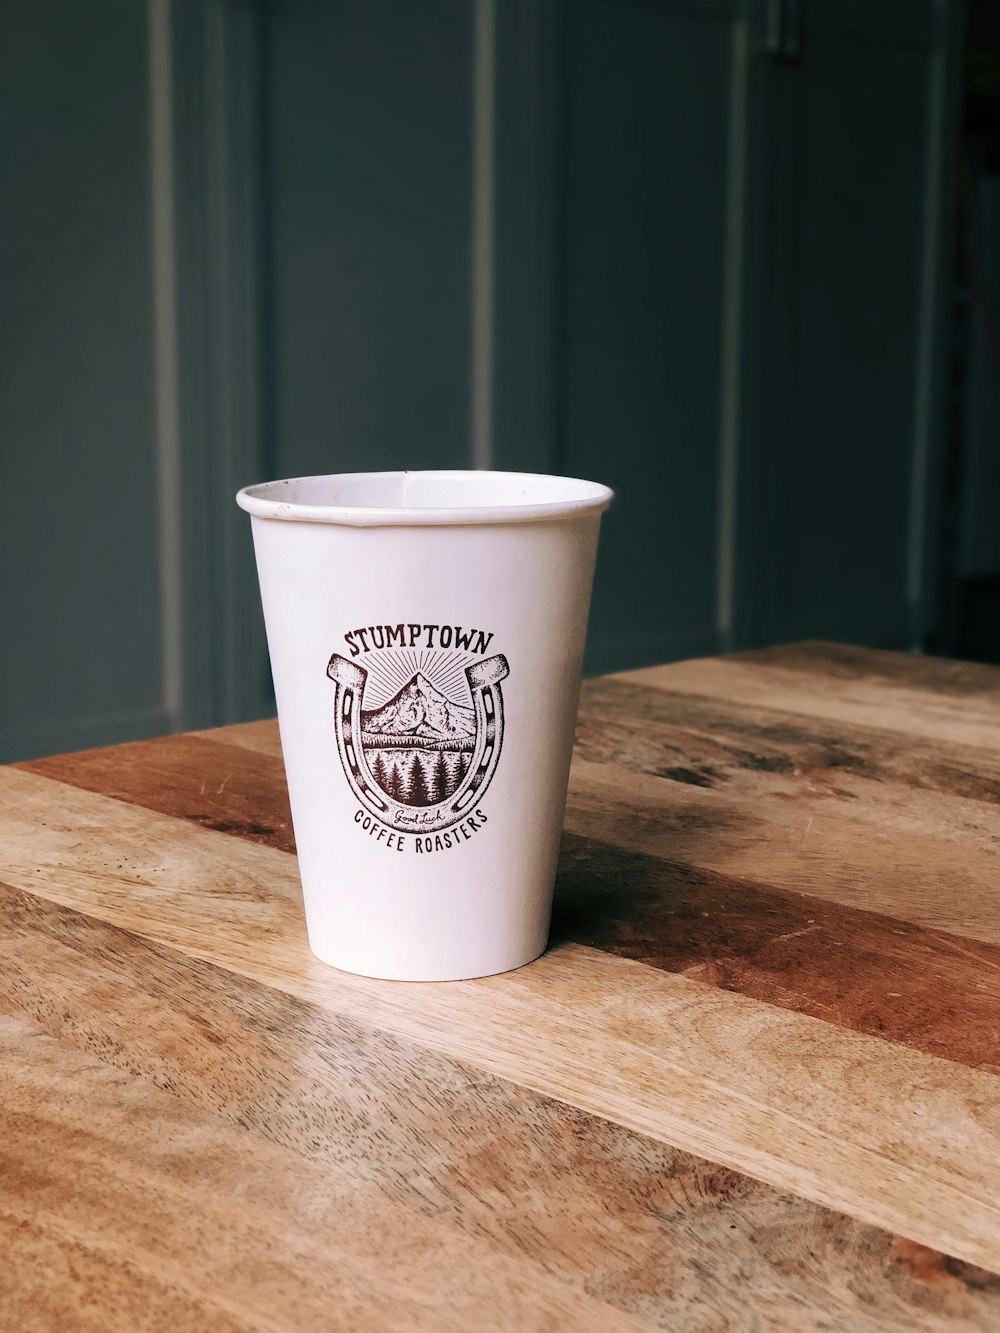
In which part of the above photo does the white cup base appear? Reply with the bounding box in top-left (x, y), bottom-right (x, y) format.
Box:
top-left (305, 936), bottom-right (551, 983)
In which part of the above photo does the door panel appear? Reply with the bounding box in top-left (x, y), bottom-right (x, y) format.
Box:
top-left (0, 0), bottom-right (165, 760)
top-left (266, 0), bottom-right (475, 479)
top-left (784, 44), bottom-right (928, 638)
top-left (559, 0), bottom-right (742, 668)
top-left (745, 3), bottom-right (939, 646)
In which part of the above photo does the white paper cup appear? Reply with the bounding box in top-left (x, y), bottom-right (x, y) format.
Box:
top-left (236, 470), bottom-right (612, 981)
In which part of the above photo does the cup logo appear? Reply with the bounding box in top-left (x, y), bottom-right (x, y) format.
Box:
top-left (327, 623), bottom-right (509, 841)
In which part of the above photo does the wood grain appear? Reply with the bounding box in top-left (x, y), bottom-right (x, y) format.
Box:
top-left (577, 673), bottom-right (1000, 808)
top-left (21, 734), bottom-right (295, 853)
top-left (565, 757), bottom-right (1000, 944)
top-left (0, 1014), bottom-right (632, 1332)
top-left (4, 765), bottom-right (1000, 1274)
top-left (5, 642), bottom-right (1000, 1327)
top-left (26, 721), bottom-right (1000, 1070)
top-left (191, 720), bottom-right (284, 758)
top-left (620, 642), bottom-right (1000, 750)
top-left (30, 707), bottom-right (1000, 947)
top-left (5, 881), bottom-right (996, 1330)
top-left (735, 640), bottom-right (1000, 697)
top-left (554, 834), bottom-right (1000, 1073)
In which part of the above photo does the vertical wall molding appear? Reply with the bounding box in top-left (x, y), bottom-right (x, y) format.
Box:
top-left (907, 0), bottom-right (966, 648)
top-left (471, 0), bottom-right (497, 470)
top-left (715, 15), bottom-right (750, 651)
top-left (203, 0), bottom-right (269, 721)
top-left (491, 0), bottom-right (564, 475)
top-left (149, 0), bottom-right (185, 727)
top-left (171, 0), bottom-right (271, 728)
top-left (732, 0), bottom-right (961, 653)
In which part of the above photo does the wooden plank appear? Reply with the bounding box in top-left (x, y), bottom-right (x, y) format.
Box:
top-left (5, 884), bottom-right (996, 1329)
top-left (26, 723), bottom-right (1000, 948)
top-left (566, 756), bottom-right (1000, 944)
top-left (21, 733), bottom-right (1000, 1065)
top-left (734, 642), bottom-right (1000, 697)
top-left (555, 834), bottom-right (1000, 1073)
top-left (4, 767), bottom-right (1000, 1272)
top-left (0, 1014), bottom-right (629, 1332)
top-left (190, 720), bottom-right (283, 758)
top-left (621, 648), bottom-right (1000, 750)
top-left (19, 735), bottom-right (295, 853)
top-left (577, 675), bottom-right (1000, 808)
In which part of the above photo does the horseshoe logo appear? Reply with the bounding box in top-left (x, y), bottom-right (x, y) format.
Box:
top-left (327, 651), bottom-right (509, 833)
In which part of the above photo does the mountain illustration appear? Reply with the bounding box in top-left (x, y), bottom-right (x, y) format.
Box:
top-left (361, 673), bottom-right (474, 744)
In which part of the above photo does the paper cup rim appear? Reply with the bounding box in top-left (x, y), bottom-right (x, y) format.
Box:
top-left (236, 470), bottom-right (614, 527)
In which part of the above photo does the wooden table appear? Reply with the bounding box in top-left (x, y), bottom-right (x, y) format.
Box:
top-left (2, 642), bottom-right (1000, 1330)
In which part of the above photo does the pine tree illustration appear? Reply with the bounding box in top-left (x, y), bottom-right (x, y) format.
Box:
top-left (385, 757), bottom-right (405, 801)
top-left (444, 750), bottom-right (462, 796)
top-left (371, 751), bottom-right (391, 796)
top-left (433, 750), bottom-right (448, 803)
top-left (408, 753), bottom-right (432, 806)
top-left (396, 751), bottom-right (415, 802)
